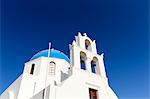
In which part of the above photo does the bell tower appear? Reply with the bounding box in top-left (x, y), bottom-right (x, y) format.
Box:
top-left (70, 32), bottom-right (107, 78)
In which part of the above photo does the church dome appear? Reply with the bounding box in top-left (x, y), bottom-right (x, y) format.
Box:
top-left (30, 49), bottom-right (70, 63)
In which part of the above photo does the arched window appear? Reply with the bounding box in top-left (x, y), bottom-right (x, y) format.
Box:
top-left (91, 57), bottom-right (99, 74)
top-left (30, 64), bottom-right (35, 74)
top-left (49, 61), bottom-right (56, 75)
top-left (80, 51), bottom-right (87, 70)
top-left (50, 61), bottom-right (56, 65)
top-left (85, 39), bottom-right (92, 51)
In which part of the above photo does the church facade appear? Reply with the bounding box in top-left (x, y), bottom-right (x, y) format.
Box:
top-left (0, 32), bottom-right (118, 99)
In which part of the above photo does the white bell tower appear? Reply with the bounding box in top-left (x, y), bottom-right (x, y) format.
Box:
top-left (70, 32), bottom-right (107, 78)
top-left (68, 32), bottom-right (117, 99)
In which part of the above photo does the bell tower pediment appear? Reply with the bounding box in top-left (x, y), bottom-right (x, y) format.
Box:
top-left (73, 32), bottom-right (97, 54)
top-left (70, 32), bottom-right (107, 78)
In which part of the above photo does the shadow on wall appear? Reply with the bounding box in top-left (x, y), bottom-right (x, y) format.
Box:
top-left (61, 71), bottom-right (69, 82)
top-left (32, 86), bottom-right (50, 99)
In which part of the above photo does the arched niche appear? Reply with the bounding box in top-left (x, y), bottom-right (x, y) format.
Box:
top-left (80, 51), bottom-right (87, 70)
top-left (85, 39), bottom-right (92, 51)
top-left (91, 57), bottom-right (100, 75)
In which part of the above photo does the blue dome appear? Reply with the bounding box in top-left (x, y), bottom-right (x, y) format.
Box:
top-left (30, 49), bottom-right (70, 63)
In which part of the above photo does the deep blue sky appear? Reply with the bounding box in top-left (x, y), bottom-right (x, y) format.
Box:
top-left (1, 0), bottom-right (149, 98)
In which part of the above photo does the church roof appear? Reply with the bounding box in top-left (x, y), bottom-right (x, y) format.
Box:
top-left (30, 49), bottom-right (70, 63)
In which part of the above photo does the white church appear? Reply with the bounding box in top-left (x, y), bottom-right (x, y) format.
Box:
top-left (0, 32), bottom-right (118, 99)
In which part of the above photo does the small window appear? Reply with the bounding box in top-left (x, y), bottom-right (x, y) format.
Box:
top-left (30, 64), bottom-right (35, 74)
top-left (49, 61), bottom-right (56, 75)
top-left (89, 88), bottom-right (98, 99)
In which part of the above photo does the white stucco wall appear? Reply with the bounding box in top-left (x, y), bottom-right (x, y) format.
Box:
top-left (17, 57), bottom-right (70, 99)
top-left (1, 33), bottom-right (118, 99)
top-left (55, 67), bottom-right (118, 99)
top-left (0, 75), bottom-right (22, 99)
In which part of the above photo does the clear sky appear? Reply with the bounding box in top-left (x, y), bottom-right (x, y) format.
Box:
top-left (1, 0), bottom-right (149, 98)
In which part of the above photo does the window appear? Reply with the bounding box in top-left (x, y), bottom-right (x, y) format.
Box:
top-left (80, 51), bottom-right (87, 70)
top-left (49, 61), bottom-right (56, 75)
top-left (85, 39), bottom-right (92, 51)
top-left (89, 88), bottom-right (98, 99)
top-left (30, 64), bottom-right (35, 74)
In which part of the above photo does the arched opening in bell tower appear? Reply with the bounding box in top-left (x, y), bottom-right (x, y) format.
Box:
top-left (91, 60), bottom-right (96, 73)
top-left (91, 57), bottom-right (99, 74)
top-left (80, 51), bottom-right (87, 70)
top-left (85, 39), bottom-right (92, 51)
